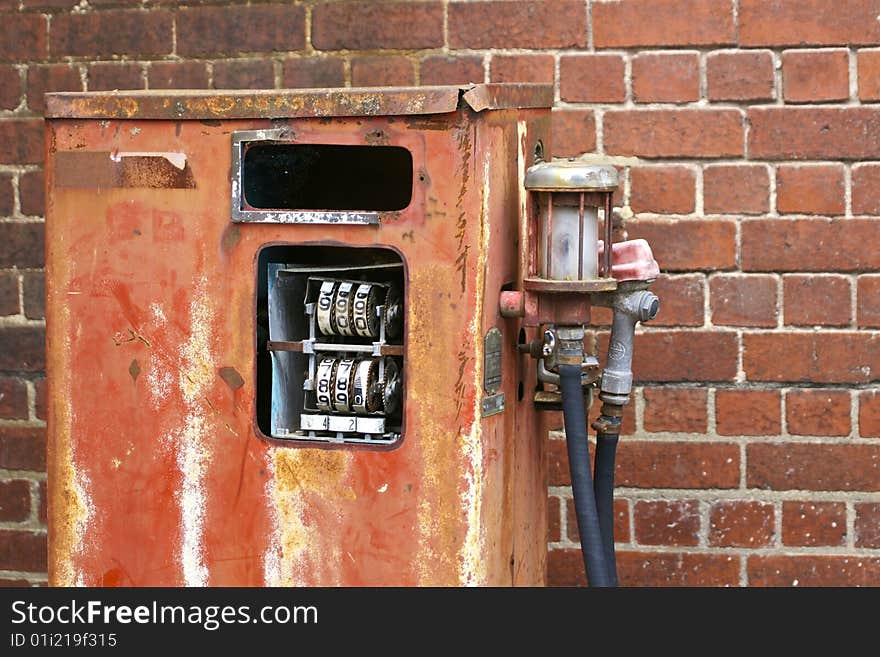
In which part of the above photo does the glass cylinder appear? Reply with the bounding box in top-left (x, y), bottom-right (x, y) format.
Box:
top-left (538, 192), bottom-right (599, 281)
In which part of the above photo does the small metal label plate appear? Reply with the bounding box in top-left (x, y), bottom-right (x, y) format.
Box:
top-left (484, 327), bottom-right (503, 394)
top-left (481, 393), bottom-right (505, 418)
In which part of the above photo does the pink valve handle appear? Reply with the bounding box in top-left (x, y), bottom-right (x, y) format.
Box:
top-left (598, 238), bottom-right (659, 282)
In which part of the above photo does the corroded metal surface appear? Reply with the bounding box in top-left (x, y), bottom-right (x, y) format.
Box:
top-left (46, 96), bottom-right (551, 586)
top-left (45, 84), bottom-right (554, 120)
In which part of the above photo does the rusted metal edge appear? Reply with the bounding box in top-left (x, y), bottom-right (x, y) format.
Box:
top-left (45, 84), bottom-right (554, 120)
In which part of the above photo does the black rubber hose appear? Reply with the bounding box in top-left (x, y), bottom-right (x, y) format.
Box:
top-left (559, 364), bottom-right (613, 587)
top-left (594, 427), bottom-right (620, 586)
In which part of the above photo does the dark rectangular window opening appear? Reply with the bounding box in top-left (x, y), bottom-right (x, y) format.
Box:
top-left (243, 143), bottom-right (413, 212)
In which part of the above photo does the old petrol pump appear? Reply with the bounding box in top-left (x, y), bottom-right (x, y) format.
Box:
top-left (45, 84), bottom-right (657, 587)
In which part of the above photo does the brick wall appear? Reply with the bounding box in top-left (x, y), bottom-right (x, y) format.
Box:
top-left (2, 0), bottom-right (879, 587)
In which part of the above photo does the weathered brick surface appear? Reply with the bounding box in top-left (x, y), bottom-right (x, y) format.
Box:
top-left (593, 0), bottom-right (735, 48)
top-left (783, 274), bottom-right (851, 327)
top-left (782, 49), bottom-right (849, 103)
top-left (715, 390), bottom-right (781, 436)
top-left (605, 109), bottom-right (744, 158)
top-left (776, 164), bottom-right (846, 215)
top-left (632, 52), bottom-right (700, 103)
top-left (782, 501), bottom-right (847, 546)
top-left (642, 387), bottom-right (707, 433)
top-left (706, 50), bottom-right (776, 101)
top-left (176, 5), bottom-right (305, 57)
top-left (747, 443), bottom-right (880, 491)
top-left (448, 1), bottom-right (586, 49)
top-left (709, 501), bottom-right (775, 548)
top-left (709, 274), bottom-right (778, 328)
top-left (312, 2), bottom-right (443, 51)
top-left (739, 0), bottom-right (880, 47)
top-left (703, 164), bottom-right (770, 215)
top-left (559, 54), bottom-right (625, 103)
top-left (748, 556), bottom-right (880, 587)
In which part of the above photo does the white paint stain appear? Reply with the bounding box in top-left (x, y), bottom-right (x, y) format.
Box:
top-left (459, 157), bottom-right (492, 587)
top-left (378, 483), bottom-right (388, 493)
top-left (175, 278), bottom-right (215, 587)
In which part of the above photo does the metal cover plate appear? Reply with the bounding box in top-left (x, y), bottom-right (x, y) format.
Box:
top-left (484, 327), bottom-right (503, 395)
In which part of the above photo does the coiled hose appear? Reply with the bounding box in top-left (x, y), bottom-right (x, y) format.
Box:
top-left (559, 363), bottom-right (613, 587)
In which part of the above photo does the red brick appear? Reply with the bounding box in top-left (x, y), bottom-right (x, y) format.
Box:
top-left (548, 496), bottom-right (561, 542)
top-left (0, 326), bottom-right (45, 371)
top-left (0, 271), bottom-right (17, 316)
top-left (782, 501), bottom-right (846, 546)
top-left (0, 530), bottom-right (46, 572)
top-left (710, 274), bottom-right (778, 328)
top-left (742, 218), bottom-right (880, 272)
top-left (643, 387), bottom-right (707, 433)
top-left (748, 107), bottom-right (880, 160)
top-left (449, 0), bottom-right (586, 49)
top-left (19, 170), bottom-right (44, 218)
top-left (0, 120), bottom-right (44, 165)
top-left (747, 443), bottom-right (880, 491)
top-left (626, 218), bottom-right (736, 271)
top-left (38, 480), bottom-right (46, 524)
top-left (490, 55), bottom-right (554, 83)
top-left (0, 173), bottom-right (12, 215)
top-left (0, 578), bottom-right (31, 587)
top-left (51, 10), bottom-right (172, 57)
top-left (855, 503), bottom-right (880, 547)
top-left (782, 49), bottom-right (850, 102)
top-left (857, 49), bottom-right (880, 101)
top-left (559, 54), bottom-right (625, 103)
top-left (634, 500), bottom-right (701, 546)
top-left (148, 61), bottom-right (210, 90)
top-left (23, 0), bottom-right (77, 7)
top-left (313, 1), bottom-right (442, 50)
top-left (616, 441), bottom-right (739, 489)
top-left (740, 0), bottom-right (880, 46)
top-left (87, 63), bottom-right (143, 92)
top-left (0, 480), bottom-right (31, 522)
top-left (703, 164), bottom-right (770, 215)
top-left (594, 0), bottom-right (734, 48)
top-left (22, 272), bottom-right (44, 320)
top-left (709, 501), bottom-right (775, 547)
top-left (858, 275), bottom-right (880, 328)
top-left (783, 274), bottom-right (851, 327)
top-left (630, 166), bottom-right (696, 215)
top-left (34, 378), bottom-right (46, 421)
top-left (776, 164), bottom-right (845, 215)
top-left (0, 425), bottom-right (46, 471)
top-left (644, 274), bottom-right (704, 327)
top-left (419, 56), bottom-right (484, 86)
top-left (787, 389), bottom-right (851, 437)
top-left (0, 14), bottom-right (46, 60)
top-left (750, 555), bottom-right (880, 586)
top-left (858, 390), bottom-right (880, 437)
top-left (566, 498), bottom-right (629, 544)
top-left (852, 164), bottom-right (880, 215)
top-left (548, 548), bottom-right (738, 587)
top-left (605, 109), bottom-right (743, 158)
top-left (744, 331), bottom-right (880, 384)
top-left (706, 50), bottom-right (776, 101)
top-left (351, 56), bottom-right (414, 87)
top-left (213, 60), bottom-right (274, 90)
top-left (0, 65), bottom-right (21, 110)
top-left (551, 109), bottom-right (596, 158)
top-left (716, 390), bottom-right (782, 436)
top-left (632, 53), bottom-right (699, 103)
top-left (26, 64), bottom-right (81, 113)
top-left (283, 58), bottom-right (345, 89)
top-left (628, 330), bottom-right (739, 382)
top-left (177, 5), bottom-right (305, 57)
top-left (0, 376), bottom-right (28, 419)
top-left (0, 222), bottom-right (43, 269)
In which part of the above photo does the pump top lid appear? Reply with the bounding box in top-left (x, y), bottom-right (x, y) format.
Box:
top-left (524, 160), bottom-right (618, 192)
